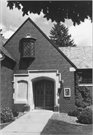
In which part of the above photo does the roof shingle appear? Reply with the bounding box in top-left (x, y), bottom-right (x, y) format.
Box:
top-left (59, 46), bottom-right (93, 69)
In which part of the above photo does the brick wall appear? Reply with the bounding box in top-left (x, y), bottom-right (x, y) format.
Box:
top-left (1, 57), bottom-right (14, 110)
top-left (3, 19), bottom-right (75, 112)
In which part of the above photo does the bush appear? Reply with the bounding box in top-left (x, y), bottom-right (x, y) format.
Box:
top-left (77, 108), bottom-right (92, 124)
top-left (12, 108), bottom-right (19, 117)
top-left (12, 110), bottom-right (19, 117)
top-left (68, 109), bottom-right (80, 117)
top-left (76, 107), bottom-right (84, 112)
top-left (24, 104), bottom-right (30, 112)
top-left (75, 74), bottom-right (92, 108)
top-left (1, 107), bottom-right (14, 123)
top-left (75, 98), bottom-right (91, 108)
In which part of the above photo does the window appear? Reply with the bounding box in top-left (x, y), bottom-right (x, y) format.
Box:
top-left (78, 70), bottom-right (92, 84)
top-left (20, 37), bottom-right (36, 59)
top-left (17, 81), bottom-right (28, 100)
top-left (64, 88), bottom-right (71, 97)
top-left (14, 80), bottom-right (28, 103)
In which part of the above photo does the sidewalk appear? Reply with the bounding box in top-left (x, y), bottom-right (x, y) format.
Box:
top-left (0, 110), bottom-right (53, 135)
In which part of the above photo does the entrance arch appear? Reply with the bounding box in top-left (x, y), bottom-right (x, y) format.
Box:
top-left (32, 77), bottom-right (54, 110)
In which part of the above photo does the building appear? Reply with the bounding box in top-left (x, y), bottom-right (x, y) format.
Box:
top-left (0, 18), bottom-right (92, 113)
top-left (60, 47), bottom-right (92, 95)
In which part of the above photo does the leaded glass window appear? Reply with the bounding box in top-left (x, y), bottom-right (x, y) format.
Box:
top-left (21, 38), bottom-right (36, 58)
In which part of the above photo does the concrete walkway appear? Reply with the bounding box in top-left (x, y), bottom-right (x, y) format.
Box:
top-left (0, 110), bottom-right (53, 135)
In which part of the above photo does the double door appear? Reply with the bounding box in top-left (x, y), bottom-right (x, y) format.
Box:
top-left (34, 80), bottom-right (54, 110)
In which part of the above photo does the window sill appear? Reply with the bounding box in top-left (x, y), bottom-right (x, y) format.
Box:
top-left (21, 56), bottom-right (35, 58)
top-left (79, 84), bottom-right (93, 86)
top-left (14, 99), bottom-right (28, 104)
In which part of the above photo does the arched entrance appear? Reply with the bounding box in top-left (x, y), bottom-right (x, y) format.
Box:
top-left (33, 79), bottom-right (54, 110)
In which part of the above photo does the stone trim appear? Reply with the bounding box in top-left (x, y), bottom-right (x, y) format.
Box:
top-left (69, 67), bottom-right (76, 72)
top-left (13, 70), bottom-right (61, 111)
top-left (79, 84), bottom-right (93, 86)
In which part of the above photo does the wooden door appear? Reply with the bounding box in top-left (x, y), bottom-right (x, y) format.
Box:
top-left (45, 80), bottom-right (54, 110)
top-left (34, 80), bottom-right (54, 110)
top-left (34, 81), bottom-right (44, 108)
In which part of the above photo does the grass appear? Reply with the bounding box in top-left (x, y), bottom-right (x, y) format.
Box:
top-left (41, 116), bottom-right (92, 135)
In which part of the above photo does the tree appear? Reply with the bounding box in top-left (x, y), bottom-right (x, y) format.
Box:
top-left (7, 1), bottom-right (92, 25)
top-left (49, 22), bottom-right (76, 47)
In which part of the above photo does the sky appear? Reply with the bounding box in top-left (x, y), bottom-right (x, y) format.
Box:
top-left (0, 0), bottom-right (92, 46)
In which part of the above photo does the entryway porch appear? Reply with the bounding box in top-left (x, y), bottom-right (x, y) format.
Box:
top-left (13, 70), bottom-right (62, 112)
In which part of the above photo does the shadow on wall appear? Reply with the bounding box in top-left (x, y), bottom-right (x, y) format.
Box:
top-left (1, 57), bottom-right (15, 70)
top-left (19, 58), bottom-right (35, 70)
top-left (13, 104), bottom-right (26, 112)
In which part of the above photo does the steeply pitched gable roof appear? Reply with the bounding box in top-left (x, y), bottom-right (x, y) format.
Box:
top-left (3, 17), bottom-right (77, 69)
top-left (0, 46), bottom-right (16, 61)
top-left (0, 35), bottom-right (15, 61)
top-left (59, 46), bottom-right (93, 69)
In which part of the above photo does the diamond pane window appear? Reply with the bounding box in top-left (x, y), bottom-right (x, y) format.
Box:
top-left (23, 41), bottom-right (30, 57)
top-left (21, 37), bottom-right (36, 59)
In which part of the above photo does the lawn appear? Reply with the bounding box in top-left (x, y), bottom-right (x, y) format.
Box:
top-left (41, 116), bottom-right (92, 135)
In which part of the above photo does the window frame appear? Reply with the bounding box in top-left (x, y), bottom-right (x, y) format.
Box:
top-left (77, 69), bottom-right (92, 85)
top-left (20, 38), bottom-right (36, 59)
top-left (14, 80), bottom-right (28, 104)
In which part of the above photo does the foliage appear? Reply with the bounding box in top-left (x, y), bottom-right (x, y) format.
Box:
top-left (12, 109), bottom-right (19, 117)
top-left (77, 108), bottom-right (92, 124)
top-left (68, 108), bottom-right (80, 117)
top-left (24, 104), bottom-right (30, 112)
top-left (7, 1), bottom-right (92, 25)
top-left (1, 107), bottom-right (14, 123)
top-left (75, 73), bottom-right (92, 108)
top-left (50, 22), bottom-right (76, 47)
top-left (75, 98), bottom-right (90, 108)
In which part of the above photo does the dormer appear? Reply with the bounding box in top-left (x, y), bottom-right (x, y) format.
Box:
top-left (20, 33), bottom-right (36, 60)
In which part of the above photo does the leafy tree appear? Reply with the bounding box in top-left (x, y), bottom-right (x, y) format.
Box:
top-left (49, 22), bottom-right (76, 47)
top-left (7, 1), bottom-right (92, 25)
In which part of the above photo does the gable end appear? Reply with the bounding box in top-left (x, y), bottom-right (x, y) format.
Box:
top-left (4, 17), bottom-right (77, 69)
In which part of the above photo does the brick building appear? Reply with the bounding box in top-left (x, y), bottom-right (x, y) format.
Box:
top-left (0, 18), bottom-right (92, 112)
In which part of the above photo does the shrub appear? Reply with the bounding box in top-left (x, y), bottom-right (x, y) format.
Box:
top-left (1, 107), bottom-right (14, 123)
top-left (75, 98), bottom-right (91, 108)
top-left (24, 104), bottom-right (30, 112)
top-left (68, 109), bottom-right (80, 117)
top-left (12, 110), bottom-right (19, 117)
top-left (77, 108), bottom-right (92, 124)
top-left (75, 73), bottom-right (92, 108)
top-left (76, 107), bottom-right (84, 112)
